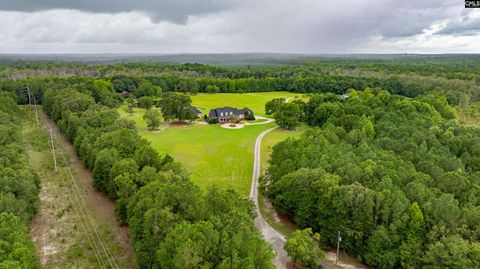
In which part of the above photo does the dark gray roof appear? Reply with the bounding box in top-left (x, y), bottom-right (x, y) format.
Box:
top-left (208, 106), bottom-right (253, 118)
top-left (193, 107), bottom-right (202, 114)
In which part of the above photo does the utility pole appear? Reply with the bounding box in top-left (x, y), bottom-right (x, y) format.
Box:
top-left (49, 128), bottom-right (58, 172)
top-left (336, 231), bottom-right (342, 265)
top-left (26, 85), bottom-right (32, 106)
top-left (29, 86), bottom-right (39, 127)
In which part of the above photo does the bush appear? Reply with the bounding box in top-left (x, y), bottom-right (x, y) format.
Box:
top-left (245, 113), bottom-right (256, 121)
top-left (137, 96), bottom-right (155, 109)
top-left (285, 228), bottom-right (325, 269)
top-left (207, 118), bottom-right (219, 124)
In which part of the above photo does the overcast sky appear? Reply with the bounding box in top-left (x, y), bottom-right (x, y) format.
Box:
top-left (0, 0), bottom-right (479, 54)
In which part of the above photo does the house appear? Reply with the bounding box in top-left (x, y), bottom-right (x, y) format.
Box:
top-left (208, 106), bottom-right (254, 123)
top-left (193, 107), bottom-right (203, 117)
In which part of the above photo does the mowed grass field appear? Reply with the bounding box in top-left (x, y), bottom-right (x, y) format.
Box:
top-left (119, 92), bottom-right (305, 195)
top-left (192, 92), bottom-right (303, 116)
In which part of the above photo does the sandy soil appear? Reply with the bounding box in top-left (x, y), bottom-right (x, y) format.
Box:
top-left (29, 110), bottom-right (136, 268)
top-left (46, 115), bottom-right (136, 267)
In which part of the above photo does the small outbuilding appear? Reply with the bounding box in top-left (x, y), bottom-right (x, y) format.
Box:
top-left (193, 107), bottom-right (203, 117)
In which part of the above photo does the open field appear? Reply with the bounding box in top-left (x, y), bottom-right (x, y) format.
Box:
top-left (191, 92), bottom-right (304, 116)
top-left (118, 92), bottom-right (305, 195)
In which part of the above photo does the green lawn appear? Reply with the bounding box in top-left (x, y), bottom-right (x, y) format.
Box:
top-left (191, 92), bottom-right (303, 116)
top-left (260, 126), bottom-right (305, 176)
top-left (119, 92), bottom-right (305, 195)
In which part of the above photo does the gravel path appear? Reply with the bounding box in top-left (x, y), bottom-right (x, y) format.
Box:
top-left (250, 126), bottom-right (291, 269)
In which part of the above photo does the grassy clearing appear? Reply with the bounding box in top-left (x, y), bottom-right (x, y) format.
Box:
top-left (191, 92), bottom-right (304, 116)
top-left (119, 92), bottom-right (303, 195)
top-left (22, 107), bottom-right (135, 269)
top-left (122, 109), bottom-right (275, 195)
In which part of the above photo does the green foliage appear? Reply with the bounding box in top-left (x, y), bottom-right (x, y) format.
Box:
top-left (266, 90), bottom-right (480, 268)
top-left (137, 96), bottom-right (155, 109)
top-left (126, 97), bottom-right (136, 115)
top-left (205, 84), bottom-right (221, 93)
top-left (422, 236), bottom-right (480, 269)
top-left (0, 94), bottom-right (40, 268)
top-left (93, 79), bottom-right (117, 108)
top-left (127, 176), bottom-right (275, 269)
top-left (40, 86), bottom-right (275, 269)
top-left (158, 92), bottom-right (196, 122)
top-left (134, 80), bottom-right (162, 97)
top-left (0, 213), bottom-right (41, 269)
top-left (285, 228), bottom-right (325, 269)
top-left (265, 98), bottom-right (286, 115)
top-left (143, 109), bottom-right (161, 130)
top-left (274, 102), bottom-right (302, 129)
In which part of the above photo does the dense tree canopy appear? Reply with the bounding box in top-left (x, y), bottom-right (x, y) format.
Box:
top-left (158, 92), bottom-right (196, 122)
top-left (2, 57), bottom-right (480, 268)
top-left (285, 228), bottom-right (325, 269)
top-left (264, 89), bottom-right (480, 268)
top-left (0, 93), bottom-right (41, 268)
top-left (273, 102), bottom-right (302, 130)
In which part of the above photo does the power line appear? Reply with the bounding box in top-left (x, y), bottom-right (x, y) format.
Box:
top-left (31, 98), bottom-right (117, 268)
top-left (27, 103), bottom-right (107, 269)
top-left (49, 128), bottom-right (58, 172)
top-left (26, 84), bottom-right (39, 127)
top-left (38, 110), bottom-right (119, 269)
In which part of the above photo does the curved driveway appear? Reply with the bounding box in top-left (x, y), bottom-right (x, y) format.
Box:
top-left (250, 126), bottom-right (291, 269)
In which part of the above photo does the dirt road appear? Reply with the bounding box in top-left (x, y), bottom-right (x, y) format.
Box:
top-left (250, 126), bottom-right (291, 269)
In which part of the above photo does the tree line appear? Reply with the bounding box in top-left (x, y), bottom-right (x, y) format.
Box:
top-left (41, 86), bottom-right (274, 268)
top-left (2, 56), bottom-right (480, 109)
top-left (0, 93), bottom-right (41, 268)
top-left (263, 89), bottom-right (480, 268)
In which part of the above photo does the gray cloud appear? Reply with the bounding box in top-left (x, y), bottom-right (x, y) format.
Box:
top-left (0, 0), bottom-right (237, 23)
top-left (437, 15), bottom-right (480, 35)
top-left (0, 0), bottom-right (478, 53)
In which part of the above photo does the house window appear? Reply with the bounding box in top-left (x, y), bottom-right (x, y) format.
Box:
top-left (220, 112), bottom-right (224, 116)
top-left (230, 112), bottom-right (233, 115)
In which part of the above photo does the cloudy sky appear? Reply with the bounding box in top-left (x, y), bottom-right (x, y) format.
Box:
top-left (0, 0), bottom-right (479, 54)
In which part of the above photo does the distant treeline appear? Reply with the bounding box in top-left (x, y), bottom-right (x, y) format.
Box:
top-left (0, 93), bottom-right (41, 268)
top-left (1, 60), bottom-right (479, 107)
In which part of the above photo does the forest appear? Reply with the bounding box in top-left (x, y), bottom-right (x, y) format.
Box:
top-left (1, 55), bottom-right (480, 107)
top-left (40, 83), bottom-right (274, 268)
top-left (1, 55), bottom-right (480, 268)
top-left (263, 89), bottom-right (480, 268)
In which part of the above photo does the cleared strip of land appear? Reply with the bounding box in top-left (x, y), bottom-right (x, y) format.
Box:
top-left (23, 106), bottom-right (136, 268)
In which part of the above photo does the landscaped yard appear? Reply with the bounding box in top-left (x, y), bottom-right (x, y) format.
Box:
top-left (118, 92), bottom-right (305, 195)
top-left (191, 92), bottom-right (304, 116)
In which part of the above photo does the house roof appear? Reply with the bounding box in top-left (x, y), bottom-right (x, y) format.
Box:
top-left (193, 107), bottom-right (202, 114)
top-left (208, 106), bottom-right (253, 118)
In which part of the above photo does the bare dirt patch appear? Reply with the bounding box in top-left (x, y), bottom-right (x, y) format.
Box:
top-left (169, 121), bottom-right (191, 126)
top-left (26, 107), bottom-right (136, 269)
top-left (45, 115), bottom-right (136, 268)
